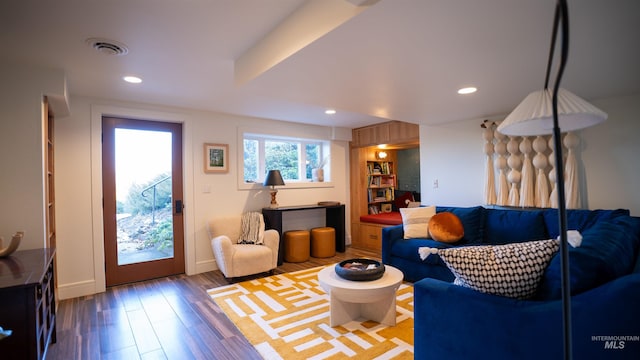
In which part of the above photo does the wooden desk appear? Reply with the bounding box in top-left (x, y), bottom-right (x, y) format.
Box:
top-left (263, 204), bottom-right (346, 265)
top-left (0, 248), bottom-right (56, 360)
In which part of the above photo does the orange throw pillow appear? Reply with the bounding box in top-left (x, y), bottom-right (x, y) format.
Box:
top-left (428, 212), bottom-right (464, 243)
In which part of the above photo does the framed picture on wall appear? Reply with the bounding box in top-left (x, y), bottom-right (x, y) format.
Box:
top-left (204, 143), bottom-right (228, 173)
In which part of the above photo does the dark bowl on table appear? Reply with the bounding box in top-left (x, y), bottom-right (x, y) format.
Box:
top-left (335, 258), bottom-right (385, 281)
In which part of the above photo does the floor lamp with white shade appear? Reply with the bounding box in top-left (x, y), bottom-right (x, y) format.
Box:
top-left (497, 1), bottom-right (607, 359)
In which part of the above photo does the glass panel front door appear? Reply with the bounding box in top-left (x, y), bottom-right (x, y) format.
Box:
top-left (115, 128), bottom-right (173, 265)
top-left (102, 117), bottom-right (184, 286)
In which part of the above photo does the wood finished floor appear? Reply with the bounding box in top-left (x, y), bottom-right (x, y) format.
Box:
top-left (46, 247), bottom-right (381, 360)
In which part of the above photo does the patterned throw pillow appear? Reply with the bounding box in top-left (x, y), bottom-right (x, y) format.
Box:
top-left (419, 239), bottom-right (560, 299)
top-left (400, 206), bottom-right (436, 239)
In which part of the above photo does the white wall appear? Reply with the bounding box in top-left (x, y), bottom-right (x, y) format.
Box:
top-left (419, 118), bottom-right (486, 207)
top-left (54, 96), bottom-right (352, 299)
top-left (0, 63), bottom-right (67, 250)
top-left (419, 93), bottom-right (640, 216)
top-left (581, 94), bottom-right (640, 213)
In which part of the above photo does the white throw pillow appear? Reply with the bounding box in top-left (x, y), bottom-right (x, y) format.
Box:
top-left (400, 206), bottom-right (436, 239)
top-left (419, 239), bottom-right (560, 299)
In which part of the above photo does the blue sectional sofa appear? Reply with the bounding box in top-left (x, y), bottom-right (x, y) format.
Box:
top-left (381, 206), bottom-right (640, 359)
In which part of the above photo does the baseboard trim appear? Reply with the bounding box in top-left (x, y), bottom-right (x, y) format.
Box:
top-left (57, 279), bottom-right (99, 300)
top-left (195, 259), bottom-right (217, 274)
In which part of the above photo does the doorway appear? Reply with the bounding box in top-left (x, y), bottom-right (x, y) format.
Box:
top-left (102, 117), bottom-right (185, 286)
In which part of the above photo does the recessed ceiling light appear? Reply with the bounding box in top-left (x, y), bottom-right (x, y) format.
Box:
top-left (123, 76), bottom-right (142, 84)
top-left (325, 109), bottom-right (336, 115)
top-left (458, 87), bottom-right (477, 95)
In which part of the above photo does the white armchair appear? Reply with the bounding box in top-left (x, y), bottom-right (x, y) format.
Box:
top-left (207, 214), bottom-right (279, 281)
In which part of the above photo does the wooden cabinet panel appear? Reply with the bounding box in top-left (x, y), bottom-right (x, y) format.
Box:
top-left (351, 121), bottom-right (418, 147)
top-left (352, 223), bottom-right (386, 252)
top-left (0, 249), bottom-right (56, 360)
top-left (389, 121), bottom-right (419, 143)
top-left (353, 122), bottom-right (389, 147)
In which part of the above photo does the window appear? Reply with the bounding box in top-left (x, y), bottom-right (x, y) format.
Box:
top-left (243, 134), bottom-right (328, 183)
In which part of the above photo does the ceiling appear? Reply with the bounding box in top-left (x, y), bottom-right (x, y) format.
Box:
top-left (2, 0), bottom-right (639, 129)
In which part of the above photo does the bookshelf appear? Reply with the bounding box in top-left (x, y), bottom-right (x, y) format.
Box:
top-left (366, 161), bottom-right (396, 214)
top-left (349, 121), bottom-right (419, 253)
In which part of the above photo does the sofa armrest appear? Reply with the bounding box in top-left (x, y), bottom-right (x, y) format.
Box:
top-left (414, 274), bottom-right (640, 360)
top-left (211, 235), bottom-right (235, 276)
top-left (263, 229), bottom-right (279, 269)
top-left (381, 224), bottom-right (403, 264)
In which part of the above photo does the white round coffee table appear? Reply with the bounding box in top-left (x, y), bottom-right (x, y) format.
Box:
top-left (318, 264), bottom-right (404, 327)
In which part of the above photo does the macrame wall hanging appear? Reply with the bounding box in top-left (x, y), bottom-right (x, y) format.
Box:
top-left (481, 120), bottom-right (582, 209)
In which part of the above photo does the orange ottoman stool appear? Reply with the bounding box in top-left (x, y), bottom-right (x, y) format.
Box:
top-left (284, 230), bottom-right (310, 262)
top-left (311, 227), bottom-right (336, 258)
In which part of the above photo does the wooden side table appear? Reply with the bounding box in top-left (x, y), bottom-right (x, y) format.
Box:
top-left (0, 248), bottom-right (56, 360)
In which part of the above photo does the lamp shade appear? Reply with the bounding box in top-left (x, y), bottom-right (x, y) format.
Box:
top-left (498, 88), bottom-right (607, 136)
top-left (263, 170), bottom-right (285, 186)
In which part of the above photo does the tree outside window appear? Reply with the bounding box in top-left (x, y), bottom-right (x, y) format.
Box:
top-left (243, 135), bottom-right (327, 183)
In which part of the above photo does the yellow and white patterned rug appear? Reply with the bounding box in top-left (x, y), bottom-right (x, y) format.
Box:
top-left (208, 265), bottom-right (414, 359)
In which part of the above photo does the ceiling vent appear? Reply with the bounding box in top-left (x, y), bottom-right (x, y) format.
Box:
top-left (85, 38), bottom-right (129, 56)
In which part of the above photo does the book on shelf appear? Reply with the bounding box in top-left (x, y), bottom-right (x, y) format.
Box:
top-left (368, 161), bottom-right (394, 175)
top-left (368, 187), bottom-right (395, 202)
top-left (368, 174), bottom-right (395, 188)
top-left (380, 176), bottom-right (394, 187)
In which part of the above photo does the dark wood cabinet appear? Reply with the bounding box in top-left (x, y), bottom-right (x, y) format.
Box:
top-left (0, 248), bottom-right (56, 360)
top-left (263, 204), bottom-right (346, 265)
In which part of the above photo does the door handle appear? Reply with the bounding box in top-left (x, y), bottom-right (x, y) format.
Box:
top-left (175, 200), bottom-right (183, 214)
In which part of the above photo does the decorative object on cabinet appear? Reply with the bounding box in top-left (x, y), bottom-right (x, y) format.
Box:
top-left (263, 169), bottom-right (285, 208)
top-left (0, 232), bottom-right (23, 257)
top-left (311, 155), bottom-right (328, 182)
top-left (317, 201), bottom-right (340, 206)
top-left (203, 143), bottom-right (229, 173)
